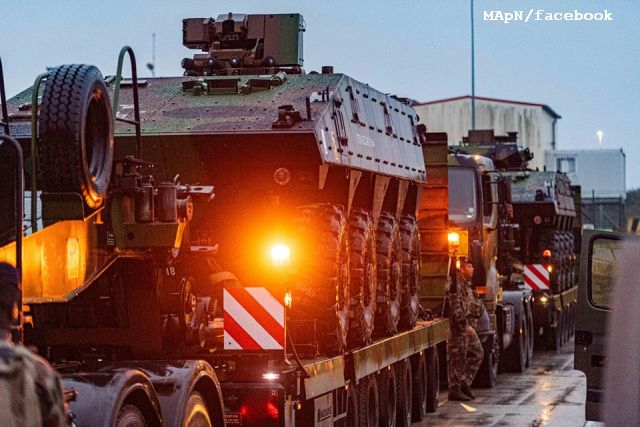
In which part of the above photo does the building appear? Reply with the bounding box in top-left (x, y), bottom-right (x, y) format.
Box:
top-left (413, 95), bottom-right (561, 171)
top-left (545, 149), bottom-right (626, 230)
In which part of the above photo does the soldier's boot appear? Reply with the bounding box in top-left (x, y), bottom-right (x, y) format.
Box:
top-left (461, 384), bottom-right (476, 399)
top-left (448, 388), bottom-right (472, 402)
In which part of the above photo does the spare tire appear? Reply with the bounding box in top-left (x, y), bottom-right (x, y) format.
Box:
top-left (38, 64), bottom-right (114, 209)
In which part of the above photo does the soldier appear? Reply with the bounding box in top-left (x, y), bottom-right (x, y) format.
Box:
top-left (0, 262), bottom-right (66, 427)
top-left (447, 256), bottom-right (485, 401)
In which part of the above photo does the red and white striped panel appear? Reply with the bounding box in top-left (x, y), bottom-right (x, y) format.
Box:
top-left (223, 287), bottom-right (285, 350)
top-left (524, 264), bottom-right (550, 291)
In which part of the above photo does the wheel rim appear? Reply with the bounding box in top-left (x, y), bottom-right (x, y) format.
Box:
top-left (115, 405), bottom-right (146, 427)
top-left (85, 90), bottom-right (110, 185)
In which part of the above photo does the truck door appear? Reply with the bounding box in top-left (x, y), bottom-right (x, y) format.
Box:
top-left (574, 229), bottom-right (638, 421)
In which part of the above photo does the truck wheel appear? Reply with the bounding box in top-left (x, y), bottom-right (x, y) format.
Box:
top-left (182, 392), bottom-right (212, 427)
top-left (526, 304), bottom-right (534, 367)
top-left (425, 347), bottom-right (440, 412)
top-left (115, 404), bottom-right (148, 427)
top-left (378, 366), bottom-right (398, 427)
top-left (343, 383), bottom-right (358, 427)
top-left (395, 359), bottom-right (413, 427)
top-left (347, 209), bottom-right (377, 347)
top-left (411, 354), bottom-right (427, 421)
top-left (398, 215), bottom-right (420, 331)
top-left (506, 318), bottom-right (526, 372)
top-left (473, 335), bottom-right (498, 388)
top-left (38, 64), bottom-right (114, 210)
top-left (375, 212), bottom-right (402, 336)
top-left (357, 375), bottom-right (379, 427)
top-left (291, 204), bottom-right (350, 355)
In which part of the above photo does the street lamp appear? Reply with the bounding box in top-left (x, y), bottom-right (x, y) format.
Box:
top-left (596, 130), bottom-right (604, 147)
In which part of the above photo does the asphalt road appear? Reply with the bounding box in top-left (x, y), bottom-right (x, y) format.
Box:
top-left (413, 338), bottom-right (602, 426)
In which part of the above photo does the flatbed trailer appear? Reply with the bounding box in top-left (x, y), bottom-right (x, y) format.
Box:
top-left (213, 318), bottom-right (449, 426)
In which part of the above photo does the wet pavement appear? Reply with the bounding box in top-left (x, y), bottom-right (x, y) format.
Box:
top-left (413, 338), bottom-right (603, 426)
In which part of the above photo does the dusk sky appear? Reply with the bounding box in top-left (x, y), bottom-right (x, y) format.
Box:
top-left (3, 0), bottom-right (638, 187)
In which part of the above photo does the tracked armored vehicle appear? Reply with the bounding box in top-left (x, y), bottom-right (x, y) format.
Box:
top-left (0, 13), bottom-right (450, 426)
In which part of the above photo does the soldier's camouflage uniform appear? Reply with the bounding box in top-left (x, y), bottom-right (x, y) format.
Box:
top-left (447, 273), bottom-right (485, 392)
top-left (0, 341), bottom-right (66, 427)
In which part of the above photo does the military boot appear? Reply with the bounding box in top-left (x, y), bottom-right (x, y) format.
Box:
top-left (448, 388), bottom-right (472, 402)
top-left (461, 384), bottom-right (476, 399)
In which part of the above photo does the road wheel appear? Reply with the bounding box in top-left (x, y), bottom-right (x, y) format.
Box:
top-left (378, 366), bottom-right (398, 427)
top-left (398, 215), bottom-right (420, 331)
top-left (38, 64), bottom-right (114, 210)
top-left (506, 318), bottom-right (526, 372)
top-left (357, 375), bottom-right (379, 427)
top-left (396, 359), bottom-right (413, 427)
top-left (115, 404), bottom-right (147, 427)
top-left (425, 347), bottom-right (440, 412)
top-left (473, 335), bottom-right (498, 388)
top-left (182, 392), bottom-right (212, 427)
top-left (347, 209), bottom-right (377, 348)
top-left (411, 354), bottom-right (427, 422)
top-left (375, 212), bottom-right (403, 336)
top-left (291, 203), bottom-right (350, 355)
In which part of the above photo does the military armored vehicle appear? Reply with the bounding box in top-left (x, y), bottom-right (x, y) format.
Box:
top-left (0, 13), bottom-right (450, 426)
top-left (455, 130), bottom-right (578, 353)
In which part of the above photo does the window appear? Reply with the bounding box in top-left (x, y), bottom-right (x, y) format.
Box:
top-left (590, 237), bottom-right (620, 309)
top-left (557, 157), bottom-right (576, 174)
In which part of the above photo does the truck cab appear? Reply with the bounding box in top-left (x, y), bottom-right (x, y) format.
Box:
top-left (448, 151), bottom-right (533, 385)
top-left (574, 229), bottom-right (640, 422)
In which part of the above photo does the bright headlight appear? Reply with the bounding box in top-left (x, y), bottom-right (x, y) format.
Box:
top-left (270, 243), bottom-right (291, 266)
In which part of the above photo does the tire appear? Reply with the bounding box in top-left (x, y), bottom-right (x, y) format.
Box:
top-left (526, 303), bottom-right (534, 367)
top-left (357, 375), bottom-right (379, 427)
top-left (182, 392), bottom-right (212, 427)
top-left (38, 64), bottom-right (114, 210)
top-left (347, 209), bottom-right (377, 348)
top-left (291, 203), bottom-right (350, 355)
top-left (411, 354), bottom-right (427, 422)
top-left (473, 334), bottom-right (498, 388)
top-left (505, 318), bottom-right (526, 372)
top-left (395, 359), bottom-right (412, 427)
top-left (115, 404), bottom-right (148, 427)
top-left (378, 366), bottom-right (398, 427)
top-left (398, 215), bottom-right (420, 331)
top-left (425, 347), bottom-right (440, 412)
top-left (344, 382), bottom-right (358, 427)
top-left (375, 212), bottom-right (403, 336)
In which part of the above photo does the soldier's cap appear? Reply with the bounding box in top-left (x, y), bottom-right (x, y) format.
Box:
top-left (0, 262), bottom-right (19, 312)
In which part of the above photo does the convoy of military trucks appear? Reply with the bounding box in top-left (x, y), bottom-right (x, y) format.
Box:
top-left (0, 12), bottom-right (582, 427)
